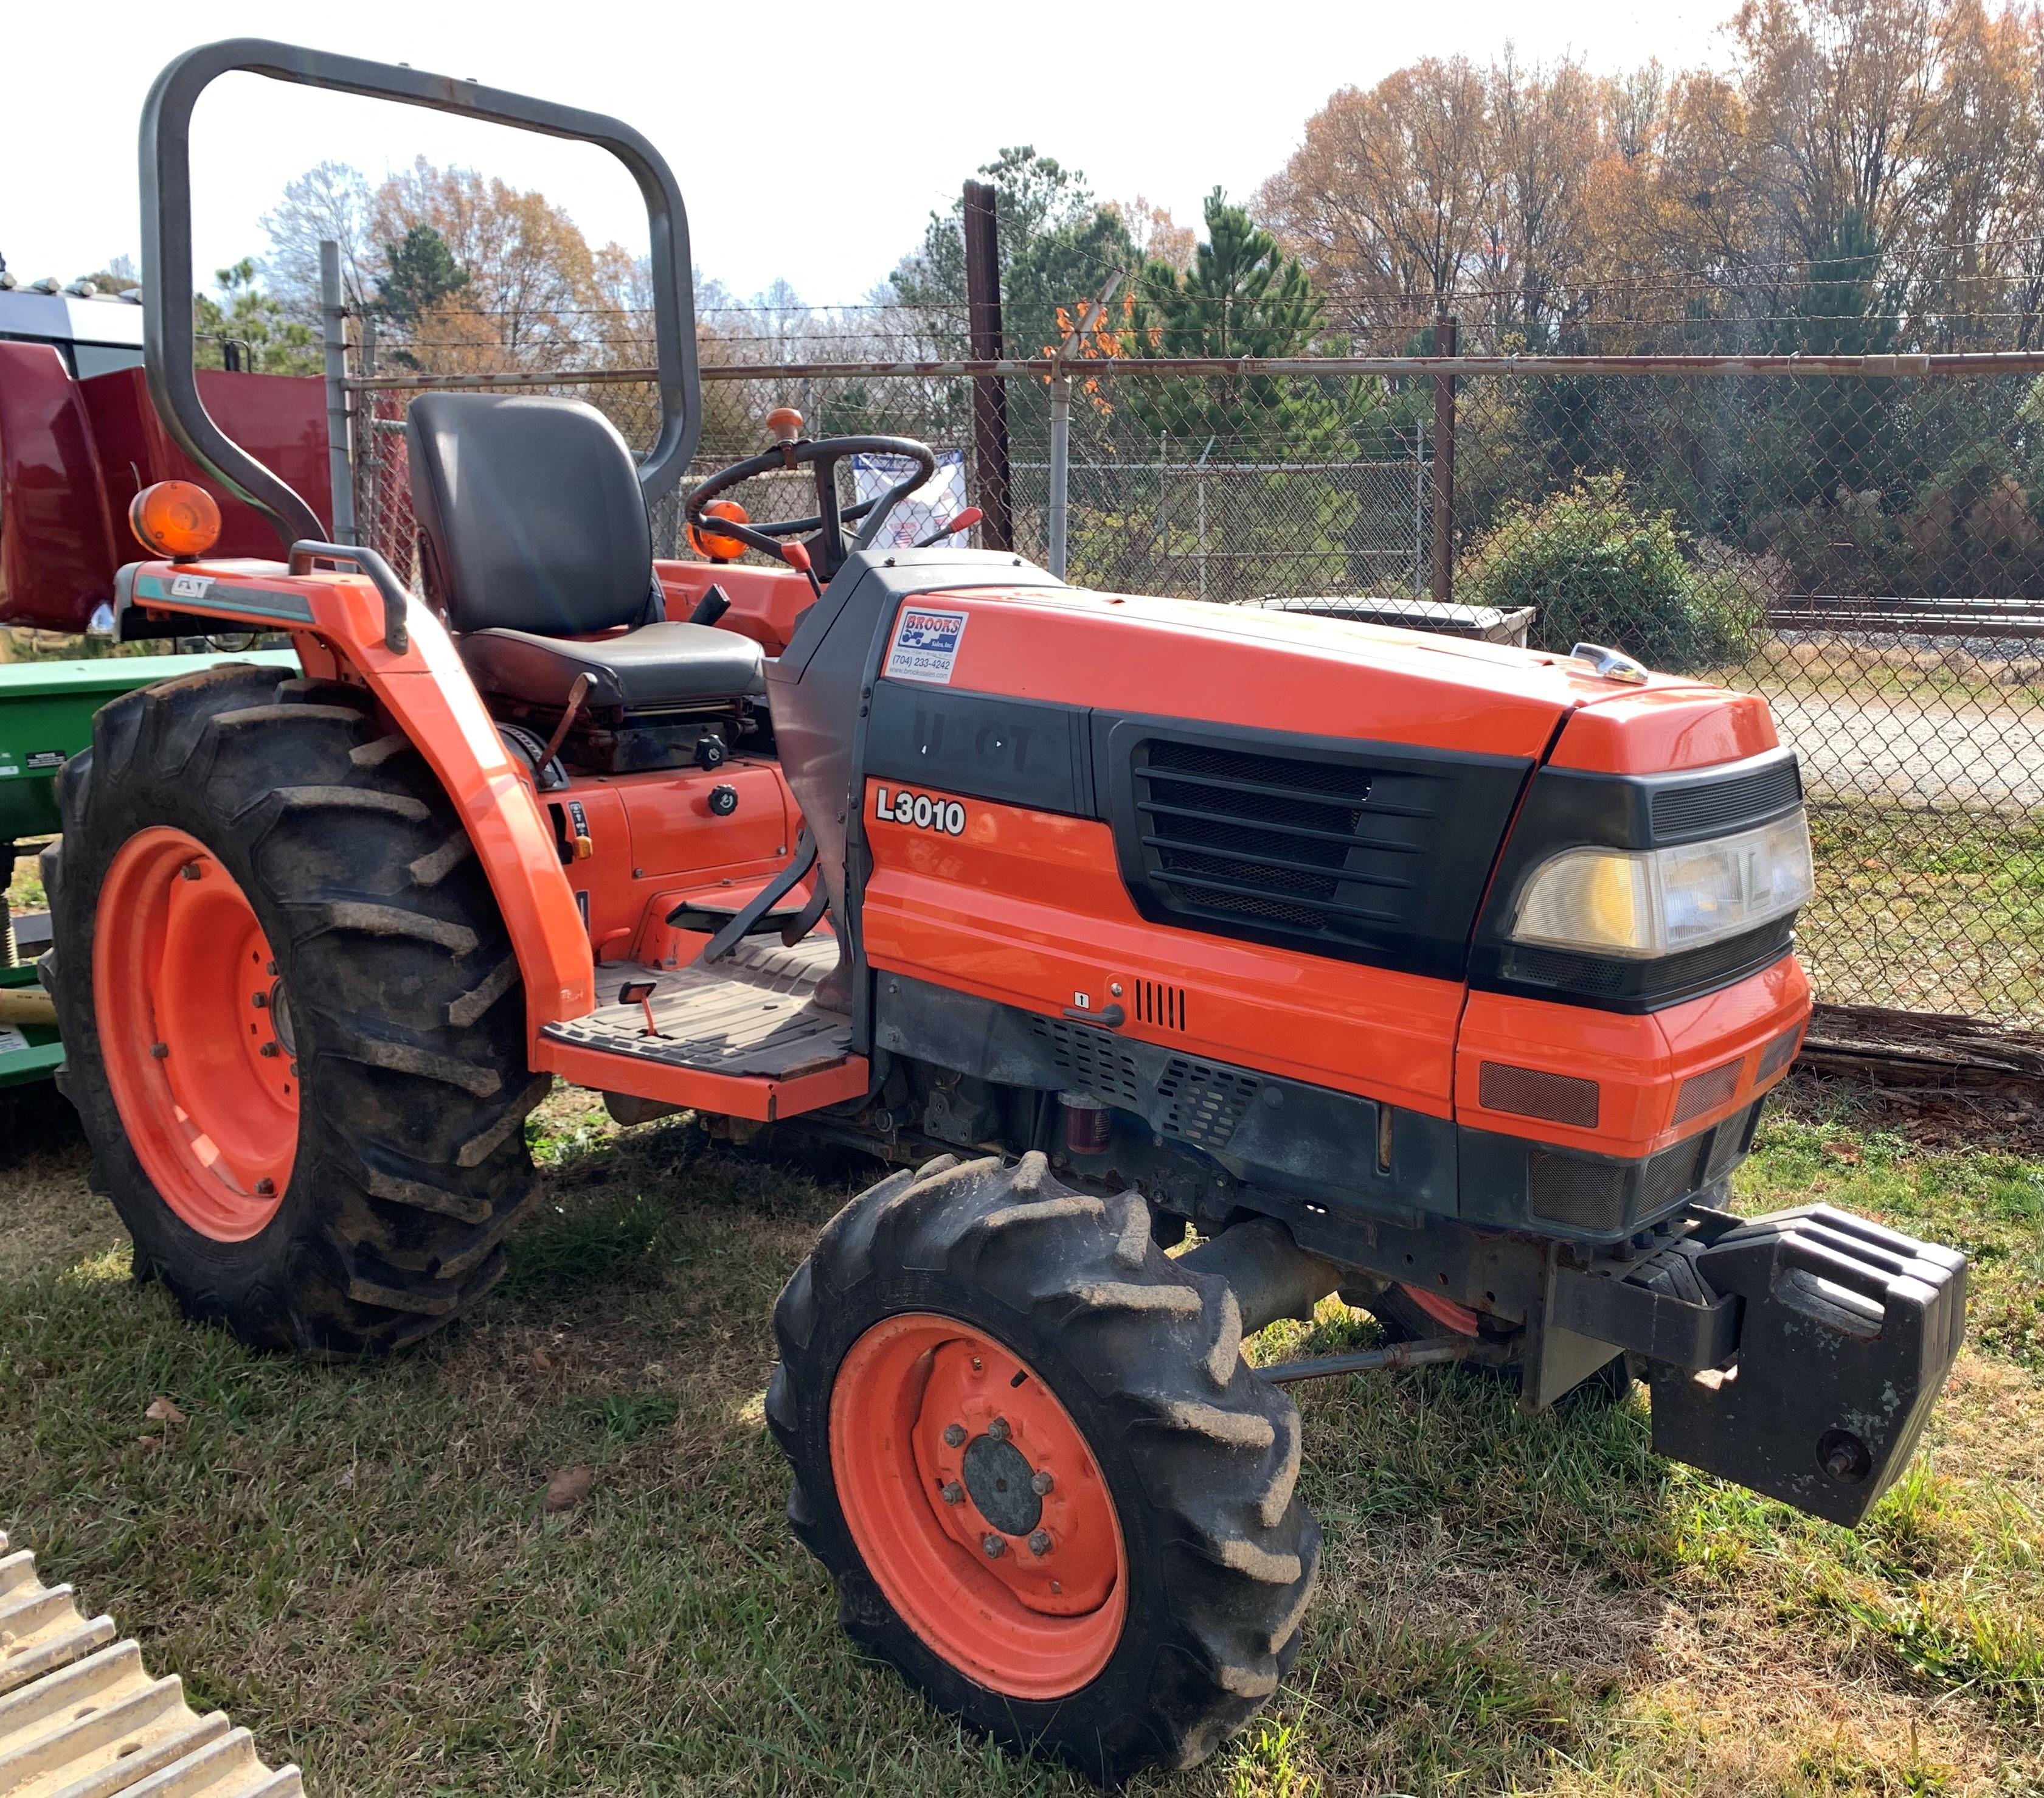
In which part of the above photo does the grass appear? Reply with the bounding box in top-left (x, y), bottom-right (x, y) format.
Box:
top-left (2, 1076), bottom-right (2041, 1796)
top-left (1800, 805), bottom-right (2044, 1021)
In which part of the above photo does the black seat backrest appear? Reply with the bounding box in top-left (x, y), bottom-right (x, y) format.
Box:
top-left (406, 393), bottom-right (655, 636)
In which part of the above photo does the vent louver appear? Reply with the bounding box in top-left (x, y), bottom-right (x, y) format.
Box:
top-left (1131, 738), bottom-right (1425, 939)
top-left (1132, 979), bottom-right (1187, 1030)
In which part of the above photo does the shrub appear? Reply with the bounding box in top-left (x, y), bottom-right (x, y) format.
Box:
top-left (1461, 471), bottom-right (1760, 674)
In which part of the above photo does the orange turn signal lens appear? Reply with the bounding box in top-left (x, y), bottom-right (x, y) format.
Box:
top-left (129, 481), bottom-right (222, 561)
top-left (688, 499), bottom-right (750, 563)
top-left (764, 406), bottom-right (803, 443)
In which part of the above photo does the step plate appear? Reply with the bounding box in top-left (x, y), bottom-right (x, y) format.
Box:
top-left (542, 937), bottom-right (850, 1080)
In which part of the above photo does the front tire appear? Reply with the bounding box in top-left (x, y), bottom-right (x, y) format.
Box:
top-left (769, 1151), bottom-right (1318, 1783)
top-left (43, 662), bottom-right (548, 1357)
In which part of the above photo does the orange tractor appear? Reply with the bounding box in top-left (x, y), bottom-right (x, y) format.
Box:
top-left (42, 40), bottom-right (1967, 1782)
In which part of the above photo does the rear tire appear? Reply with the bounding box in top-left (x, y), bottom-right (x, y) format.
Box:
top-left (769, 1151), bottom-right (1318, 1783)
top-left (43, 663), bottom-right (547, 1357)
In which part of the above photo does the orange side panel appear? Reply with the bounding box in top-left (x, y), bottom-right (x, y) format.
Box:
top-left (1549, 686), bottom-right (1780, 773)
top-left (859, 782), bottom-right (1461, 1116)
top-left (1456, 953), bottom-right (1810, 1158)
top-left (124, 559), bottom-right (594, 1037)
top-left (547, 761), bottom-right (795, 966)
top-left (531, 1033), bottom-right (868, 1120)
top-left (654, 558), bottom-right (815, 656)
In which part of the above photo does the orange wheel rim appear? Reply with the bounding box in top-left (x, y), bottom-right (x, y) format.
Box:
top-left (830, 1313), bottom-right (1128, 1699)
top-left (1401, 1283), bottom-right (1481, 1335)
top-left (94, 828), bottom-right (299, 1241)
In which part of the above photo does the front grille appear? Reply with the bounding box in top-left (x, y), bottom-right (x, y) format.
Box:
top-left (1158, 1057), bottom-right (1261, 1150)
top-left (1529, 1154), bottom-right (1629, 1232)
top-left (1480, 1062), bottom-right (1600, 1127)
top-left (1757, 1022), bottom-right (1804, 1081)
top-left (1131, 739), bottom-right (1425, 940)
top-left (1638, 1140), bottom-right (1703, 1217)
top-left (1028, 1018), bottom-right (1143, 1107)
top-left (1652, 757), bottom-right (1801, 839)
top-left (1672, 1058), bottom-right (1743, 1125)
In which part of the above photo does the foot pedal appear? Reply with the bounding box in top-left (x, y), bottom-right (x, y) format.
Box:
top-left (0, 1527), bottom-right (302, 1796)
top-left (1648, 1206), bottom-right (1967, 1524)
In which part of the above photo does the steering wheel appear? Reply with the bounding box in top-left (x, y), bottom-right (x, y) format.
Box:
top-left (684, 409), bottom-right (938, 585)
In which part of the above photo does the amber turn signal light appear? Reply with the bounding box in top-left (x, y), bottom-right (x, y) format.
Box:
top-left (764, 406), bottom-right (803, 443)
top-left (129, 481), bottom-right (221, 561)
top-left (688, 499), bottom-right (750, 563)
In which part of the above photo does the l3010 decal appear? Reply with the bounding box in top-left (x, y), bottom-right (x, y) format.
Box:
top-left (875, 786), bottom-right (967, 836)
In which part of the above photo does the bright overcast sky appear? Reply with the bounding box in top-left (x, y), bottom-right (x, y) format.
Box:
top-left (4, 0), bottom-right (1732, 306)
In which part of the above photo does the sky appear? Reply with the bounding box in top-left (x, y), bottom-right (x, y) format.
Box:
top-left (3, 0), bottom-right (1733, 308)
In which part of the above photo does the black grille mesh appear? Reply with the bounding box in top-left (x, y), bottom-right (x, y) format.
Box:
top-left (1134, 738), bottom-right (1419, 940)
top-left (1757, 1023), bottom-right (1804, 1082)
top-left (1479, 1062), bottom-right (1601, 1127)
top-left (1528, 1155), bottom-right (1630, 1232)
top-left (1651, 758), bottom-right (1801, 839)
top-left (1672, 1058), bottom-right (1743, 1125)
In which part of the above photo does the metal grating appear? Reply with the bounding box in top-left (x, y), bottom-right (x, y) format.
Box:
top-left (1478, 1061), bottom-right (1599, 1127)
top-left (1651, 759), bottom-right (1802, 839)
top-left (1528, 1154), bottom-right (1630, 1232)
top-left (1157, 1057), bottom-right (1262, 1150)
top-left (1756, 1023), bottom-right (1804, 1083)
top-left (1131, 739), bottom-right (1421, 939)
top-left (1672, 1058), bottom-right (1744, 1125)
top-left (1028, 1017), bottom-right (1145, 1107)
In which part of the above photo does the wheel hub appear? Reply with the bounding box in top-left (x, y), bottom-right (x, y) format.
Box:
top-left (960, 1432), bottom-right (1042, 1536)
top-left (94, 828), bottom-right (299, 1241)
top-left (828, 1312), bottom-right (1129, 1699)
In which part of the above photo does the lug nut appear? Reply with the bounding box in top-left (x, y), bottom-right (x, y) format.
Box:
top-left (940, 1482), bottom-right (965, 1505)
top-left (1028, 1530), bottom-right (1052, 1557)
top-left (150, 1042), bottom-right (170, 1059)
top-left (1031, 1470), bottom-right (1055, 1496)
top-left (179, 863), bottom-right (202, 881)
top-left (986, 1417), bottom-right (1010, 1443)
top-left (260, 1042), bottom-right (280, 1058)
top-left (266, 960), bottom-right (279, 976)
top-left (255, 1178), bottom-right (275, 1196)
top-left (942, 1423), bottom-right (966, 1448)
top-left (251, 991), bottom-right (268, 1008)
top-left (982, 1533), bottom-right (1006, 1558)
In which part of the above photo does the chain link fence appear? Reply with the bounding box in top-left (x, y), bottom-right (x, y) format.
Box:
top-left (350, 350), bottom-right (2044, 1030)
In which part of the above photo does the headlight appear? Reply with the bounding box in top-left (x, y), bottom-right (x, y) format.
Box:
top-left (1511, 810), bottom-right (1814, 959)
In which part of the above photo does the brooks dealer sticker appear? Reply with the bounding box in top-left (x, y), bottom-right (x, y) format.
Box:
top-left (885, 606), bottom-right (969, 684)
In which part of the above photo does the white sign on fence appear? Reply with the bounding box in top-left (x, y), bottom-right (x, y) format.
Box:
top-left (851, 449), bottom-right (969, 550)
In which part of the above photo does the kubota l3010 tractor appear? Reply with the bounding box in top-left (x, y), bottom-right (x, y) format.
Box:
top-left (38, 39), bottom-right (1967, 1784)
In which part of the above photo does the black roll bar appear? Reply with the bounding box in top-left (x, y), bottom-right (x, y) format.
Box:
top-left (140, 39), bottom-right (701, 552)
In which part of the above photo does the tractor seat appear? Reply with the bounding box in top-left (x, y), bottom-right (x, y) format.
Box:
top-left (406, 392), bottom-right (764, 712)
top-left (457, 621), bottom-right (764, 709)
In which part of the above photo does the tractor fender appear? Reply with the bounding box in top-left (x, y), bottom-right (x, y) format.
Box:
top-left (115, 555), bottom-right (594, 1039)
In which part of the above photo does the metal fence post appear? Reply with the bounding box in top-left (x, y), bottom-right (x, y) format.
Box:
top-left (963, 180), bottom-right (1014, 551)
top-left (1047, 370), bottom-right (1073, 578)
top-left (1430, 313), bottom-right (1457, 603)
top-left (320, 240), bottom-right (357, 546)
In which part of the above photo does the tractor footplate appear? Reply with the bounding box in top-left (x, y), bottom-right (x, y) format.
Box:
top-left (1647, 1204), bottom-right (1967, 1524)
top-left (541, 935), bottom-right (850, 1080)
